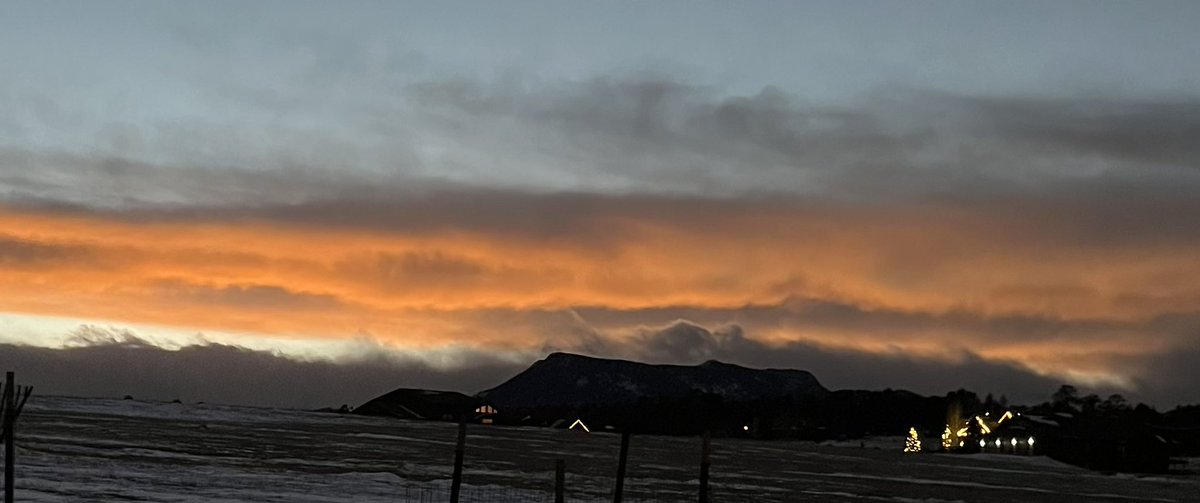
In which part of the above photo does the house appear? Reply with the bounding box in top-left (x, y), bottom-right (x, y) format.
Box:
top-left (474, 404), bottom-right (499, 424)
top-left (971, 413), bottom-right (1054, 456)
top-left (947, 409), bottom-right (1173, 473)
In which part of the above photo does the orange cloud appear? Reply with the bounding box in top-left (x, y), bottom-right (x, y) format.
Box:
top-left (2, 194), bottom-right (1199, 375)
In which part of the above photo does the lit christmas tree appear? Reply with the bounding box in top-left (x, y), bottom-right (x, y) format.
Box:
top-left (904, 427), bottom-right (922, 453)
top-left (941, 425), bottom-right (954, 451)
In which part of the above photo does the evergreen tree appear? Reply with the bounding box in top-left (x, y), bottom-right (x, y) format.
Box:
top-left (1052, 385), bottom-right (1079, 411)
top-left (941, 425), bottom-right (954, 451)
top-left (904, 427), bottom-right (922, 453)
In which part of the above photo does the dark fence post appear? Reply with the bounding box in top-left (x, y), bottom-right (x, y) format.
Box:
top-left (4, 371), bottom-right (14, 503)
top-left (450, 420), bottom-right (467, 503)
top-left (554, 459), bottom-right (565, 503)
top-left (699, 429), bottom-right (711, 503)
top-left (613, 431), bottom-right (630, 503)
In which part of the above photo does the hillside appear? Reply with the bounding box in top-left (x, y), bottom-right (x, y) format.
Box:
top-left (352, 388), bottom-right (478, 420)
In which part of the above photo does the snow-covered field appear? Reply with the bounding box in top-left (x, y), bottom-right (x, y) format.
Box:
top-left (7, 396), bottom-right (1199, 502)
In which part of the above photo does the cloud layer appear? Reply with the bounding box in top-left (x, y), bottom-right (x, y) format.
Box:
top-left (2, 76), bottom-right (1199, 406)
top-left (1, 323), bottom-right (1072, 409)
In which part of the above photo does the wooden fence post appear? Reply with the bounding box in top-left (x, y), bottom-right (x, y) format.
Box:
top-left (699, 429), bottom-right (711, 503)
top-left (4, 371), bottom-right (14, 503)
top-left (449, 420), bottom-right (467, 503)
top-left (554, 459), bottom-right (565, 503)
top-left (613, 431), bottom-right (630, 503)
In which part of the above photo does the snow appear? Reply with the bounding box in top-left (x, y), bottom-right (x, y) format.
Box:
top-left (6, 396), bottom-right (1199, 502)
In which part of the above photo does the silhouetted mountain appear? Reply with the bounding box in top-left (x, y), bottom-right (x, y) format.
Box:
top-left (479, 352), bottom-right (828, 409)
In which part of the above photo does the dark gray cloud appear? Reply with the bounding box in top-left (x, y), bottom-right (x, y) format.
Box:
top-left (564, 298), bottom-right (1183, 347)
top-left (407, 79), bottom-right (1200, 196)
top-left (63, 325), bottom-right (156, 348)
top-left (950, 95), bottom-right (1200, 169)
top-left (151, 280), bottom-right (344, 311)
top-left (1124, 344), bottom-right (1200, 408)
top-left (5, 79), bottom-right (1200, 211)
top-left (1, 330), bottom-right (526, 410)
top-left (0, 150), bottom-right (384, 209)
top-left (4, 319), bottom-right (1191, 408)
top-left (6, 177), bottom-right (1200, 256)
top-left (0, 233), bottom-right (92, 265)
top-left (0, 329), bottom-right (1056, 409)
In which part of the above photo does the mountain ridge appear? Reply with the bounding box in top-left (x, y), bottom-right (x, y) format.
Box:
top-left (478, 351), bottom-right (829, 409)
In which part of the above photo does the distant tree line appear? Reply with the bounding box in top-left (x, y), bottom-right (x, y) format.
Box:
top-left (485, 384), bottom-right (1200, 460)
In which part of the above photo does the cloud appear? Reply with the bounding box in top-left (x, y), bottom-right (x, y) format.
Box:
top-left (0, 319), bottom-right (1130, 408)
top-left (1, 189), bottom-right (1199, 392)
top-left (151, 280), bottom-right (344, 311)
top-left (405, 79), bottom-right (1200, 196)
top-left (0, 233), bottom-right (93, 266)
top-left (2, 77), bottom-right (1200, 406)
top-left (944, 94), bottom-right (1200, 169)
top-left (0, 335), bottom-right (528, 409)
top-left (1126, 344), bottom-right (1200, 407)
top-left (63, 325), bottom-right (155, 349)
top-left (4, 78), bottom-right (1200, 209)
top-left (5, 319), bottom-right (1194, 408)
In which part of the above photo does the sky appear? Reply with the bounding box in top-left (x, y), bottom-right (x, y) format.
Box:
top-left (2, 1), bottom-right (1200, 408)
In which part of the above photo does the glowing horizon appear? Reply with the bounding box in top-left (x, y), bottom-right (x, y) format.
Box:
top-left (4, 1), bottom-right (1200, 406)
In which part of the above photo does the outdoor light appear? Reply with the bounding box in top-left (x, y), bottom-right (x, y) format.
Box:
top-left (904, 427), bottom-right (922, 453)
top-left (743, 425), bottom-right (749, 431)
top-left (995, 438), bottom-right (1001, 448)
top-left (979, 440), bottom-right (986, 448)
top-left (1011, 438), bottom-right (1018, 447)
top-left (1028, 437), bottom-right (1035, 446)
top-left (975, 416), bottom-right (992, 434)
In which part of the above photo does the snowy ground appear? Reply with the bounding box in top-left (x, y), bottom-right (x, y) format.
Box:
top-left (6, 396), bottom-right (1199, 502)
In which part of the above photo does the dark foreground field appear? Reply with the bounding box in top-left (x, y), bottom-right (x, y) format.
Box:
top-left (9, 397), bottom-right (1198, 502)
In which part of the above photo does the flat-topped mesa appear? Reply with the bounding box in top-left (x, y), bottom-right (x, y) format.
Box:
top-left (479, 352), bottom-right (828, 410)
top-left (352, 388), bottom-right (479, 421)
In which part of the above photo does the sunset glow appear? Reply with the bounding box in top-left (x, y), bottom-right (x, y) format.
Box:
top-left (3, 1), bottom-right (1200, 406)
